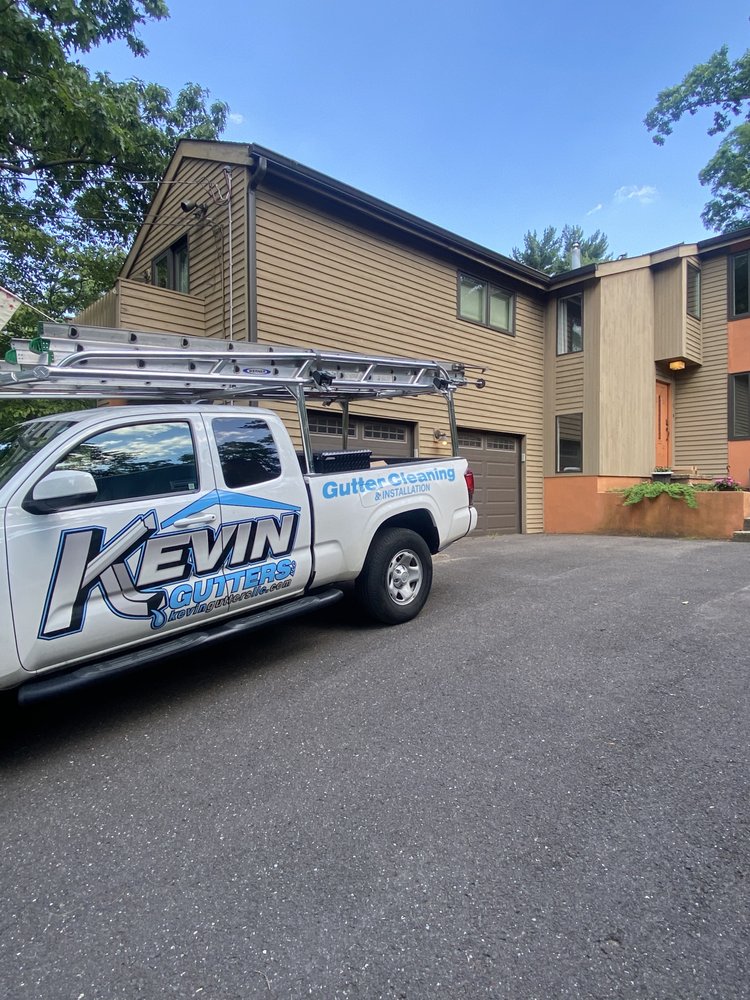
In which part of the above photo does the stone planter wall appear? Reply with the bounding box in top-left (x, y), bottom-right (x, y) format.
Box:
top-left (545, 476), bottom-right (750, 539)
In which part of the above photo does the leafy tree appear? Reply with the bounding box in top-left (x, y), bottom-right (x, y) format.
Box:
top-left (0, 0), bottom-right (228, 337)
top-left (511, 224), bottom-right (611, 275)
top-left (0, 399), bottom-right (89, 434)
top-left (645, 43), bottom-right (750, 232)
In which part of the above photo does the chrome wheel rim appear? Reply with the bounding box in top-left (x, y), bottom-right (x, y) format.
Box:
top-left (386, 549), bottom-right (422, 605)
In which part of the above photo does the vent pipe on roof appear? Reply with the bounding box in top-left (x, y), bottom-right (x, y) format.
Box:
top-left (571, 241), bottom-right (582, 269)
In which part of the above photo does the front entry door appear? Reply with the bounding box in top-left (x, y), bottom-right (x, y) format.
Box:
top-left (655, 380), bottom-right (671, 468)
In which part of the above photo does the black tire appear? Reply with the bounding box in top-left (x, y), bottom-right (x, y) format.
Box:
top-left (355, 528), bottom-right (433, 625)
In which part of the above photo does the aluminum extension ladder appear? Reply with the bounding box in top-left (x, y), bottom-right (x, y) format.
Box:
top-left (0, 323), bottom-right (479, 403)
top-left (0, 324), bottom-right (486, 461)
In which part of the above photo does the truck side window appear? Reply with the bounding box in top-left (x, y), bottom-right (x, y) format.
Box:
top-left (212, 416), bottom-right (282, 487)
top-left (53, 421), bottom-right (198, 504)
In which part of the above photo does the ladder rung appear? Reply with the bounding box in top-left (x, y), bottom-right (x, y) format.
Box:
top-left (0, 323), bottom-right (479, 402)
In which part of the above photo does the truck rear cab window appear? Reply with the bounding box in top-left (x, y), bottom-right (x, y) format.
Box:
top-left (52, 421), bottom-right (198, 503)
top-left (212, 417), bottom-right (282, 487)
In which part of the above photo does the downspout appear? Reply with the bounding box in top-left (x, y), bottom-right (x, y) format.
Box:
top-left (247, 153), bottom-right (268, 343)
top-left (224, 165), bottom-right (234, 341)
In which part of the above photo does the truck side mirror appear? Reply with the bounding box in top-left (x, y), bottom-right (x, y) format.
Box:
top-left (23, 470), bottom-right (98, 514)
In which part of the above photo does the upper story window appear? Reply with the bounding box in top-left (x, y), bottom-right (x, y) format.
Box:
top-left (153, 236), bottom-right (189, 294)
top-left (557, 293), bottom-right (583, 354)
top-left (458, 273), bottom-right (514, 334)
top-left (731, 252), bottom-right (750, 317)
top-left (687, 264), bottom-right (701, 319)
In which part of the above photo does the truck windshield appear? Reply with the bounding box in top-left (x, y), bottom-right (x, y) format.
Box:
top-left (0, 419), bottom-right (76, 490)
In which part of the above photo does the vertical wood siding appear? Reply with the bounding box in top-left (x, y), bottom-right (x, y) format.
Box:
top-left (653, 262), bottom-right (682, 361)
top-left (673, 257), bottom-right (728, 476)
top-left (124, 158), bottom-right (248, 341)
top-left (255, 189), bottom-right (546, 531)
top-left (598, 269), bottom-right (655, 474)
top-left (74, 287), bottom-right (119, 327)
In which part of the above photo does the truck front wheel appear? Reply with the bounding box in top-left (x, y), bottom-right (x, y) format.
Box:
top-left (355, 528), bottom-right (433, 625)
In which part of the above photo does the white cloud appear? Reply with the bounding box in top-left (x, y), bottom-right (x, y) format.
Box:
top-left (228, 113), bottom-right (245, 126)
top-left (586, 203), bottom-right (603, 215)
top-left (614, 185), bottom-right (658, 205)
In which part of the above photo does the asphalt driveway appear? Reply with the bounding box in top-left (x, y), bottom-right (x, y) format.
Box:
top-left (1, 534), bottom-right (748, 999)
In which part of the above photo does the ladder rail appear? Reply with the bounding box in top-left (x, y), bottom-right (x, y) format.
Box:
top-left (0, 323), bottom-right (485, 404)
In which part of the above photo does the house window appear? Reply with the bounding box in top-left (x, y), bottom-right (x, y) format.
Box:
top-left (458, 274), bottom-right (514, 334)
top-left (731, 252), bottom-right (750, 317)
top-left (152, 236), bottom-right (189, 293)
top-left (687, 265), bottom-right (701, 319)
top-left (557, 413), bottom-right (582, 472)
top-left (557, 293), bottom-right (583, 354)
top-left (729, 373), bottom-right (750, 439)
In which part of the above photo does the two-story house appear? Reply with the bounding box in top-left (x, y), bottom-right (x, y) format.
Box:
top-left (75, 139), bottom-right (750, 535)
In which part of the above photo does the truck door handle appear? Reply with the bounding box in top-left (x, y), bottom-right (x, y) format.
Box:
top-left (170, 514), bottom-right (217, 528)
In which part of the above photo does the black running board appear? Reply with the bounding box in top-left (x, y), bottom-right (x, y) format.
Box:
top-left (18, 588), bottom-right (344, 704)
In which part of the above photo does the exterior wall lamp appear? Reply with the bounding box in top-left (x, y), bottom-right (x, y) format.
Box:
top-left (180, 201), bottom-right (208, 220)
top-left (433, 429), bottom-right (449, 444)
top-left (668, 359), bottom-right (686, 371)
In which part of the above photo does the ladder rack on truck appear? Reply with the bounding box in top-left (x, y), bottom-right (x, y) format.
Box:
top-left (0, 323), bottom-right (486, 468)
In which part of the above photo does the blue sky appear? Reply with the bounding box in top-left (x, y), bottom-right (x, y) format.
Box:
top-left (85, 1), bottom-right (749, 261)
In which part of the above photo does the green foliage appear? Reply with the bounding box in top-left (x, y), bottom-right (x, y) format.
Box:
top-left (0, 399), bottom-right (93, 434)
top-left (618, 481), bottom-right (699, 509)
top-left (511, 224), bottom-right (612, 275)
top-left (645, 41), bottom-right (750, 233)
top-left (0, 0), bottom-right (228, 327)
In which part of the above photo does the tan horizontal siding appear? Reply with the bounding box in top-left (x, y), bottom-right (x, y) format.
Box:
top-left (555, 354), bottom-right (584, 411)
top-left (256, 188), bottom-right (545, 531)
top-left (124, 158), bottom-right (248, 341)
top-left (685, 313), bottom-right (702, 363)
top-left (118, 279), bottom-right (206, 336)
top-left (674, 256), bottom-right (728, 475)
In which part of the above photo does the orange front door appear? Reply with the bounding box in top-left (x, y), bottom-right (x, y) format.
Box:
top-left (655, 380), bottom-right (671, 468)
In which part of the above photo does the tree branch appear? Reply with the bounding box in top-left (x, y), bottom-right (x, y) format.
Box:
top-left (0, 157), bottom-right (118, 175)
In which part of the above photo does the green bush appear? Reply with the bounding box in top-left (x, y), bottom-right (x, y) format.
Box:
top-left (618, 481), bottom-right (699, 508)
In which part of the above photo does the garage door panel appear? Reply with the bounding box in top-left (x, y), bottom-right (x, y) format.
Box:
top-left (308, 411), bottom-right (413, 461)
top-left (459, 429), bottom-right (521, 534)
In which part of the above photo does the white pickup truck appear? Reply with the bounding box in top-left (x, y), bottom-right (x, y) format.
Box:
top-left (0, 325), bottom-right (480, 702)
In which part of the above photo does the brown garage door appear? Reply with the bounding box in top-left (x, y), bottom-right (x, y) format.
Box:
top-left (307, 410), bottom-right (414, 461)
top-left (458, 429), bottom-right (521, 534)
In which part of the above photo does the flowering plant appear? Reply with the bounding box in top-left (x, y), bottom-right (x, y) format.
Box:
top-left (712, 475), bottom-right (743, 491)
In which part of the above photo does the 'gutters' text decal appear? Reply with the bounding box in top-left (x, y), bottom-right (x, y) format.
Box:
top-left (39, 492), bottom-right (300, 640)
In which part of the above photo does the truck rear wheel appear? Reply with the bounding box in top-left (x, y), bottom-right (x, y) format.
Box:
top-left (355, 528), bottom-right (432, 624)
